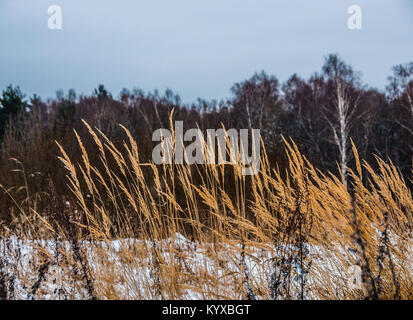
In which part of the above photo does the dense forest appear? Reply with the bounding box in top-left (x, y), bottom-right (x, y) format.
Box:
top-left (0, 54), bottom-right (412, 220)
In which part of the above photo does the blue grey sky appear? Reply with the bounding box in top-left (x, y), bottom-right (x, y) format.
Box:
top-left (0, 0), bottom-right (412, 103)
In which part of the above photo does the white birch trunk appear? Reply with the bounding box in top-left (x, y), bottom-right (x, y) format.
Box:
top-left (335, 81), bottom-right (349, 187)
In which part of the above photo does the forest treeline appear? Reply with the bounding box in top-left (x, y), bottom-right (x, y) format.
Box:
top-left (0, 54), bottom-right (412, 220)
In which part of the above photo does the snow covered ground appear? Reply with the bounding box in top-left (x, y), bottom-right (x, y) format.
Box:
top-left (0, 233), bottom-right (409, 300)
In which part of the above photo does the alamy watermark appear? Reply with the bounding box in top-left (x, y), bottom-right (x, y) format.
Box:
top-left (47, 5), bottom-right (362, 32)
top-left (347, 5), bottom-right (362, 30)
top-left (48, 5), bottom-right (62, 30)
top-left (152, 122), bottom-right (261, 176)
top-left (347, 265), bottom-right (362, 290)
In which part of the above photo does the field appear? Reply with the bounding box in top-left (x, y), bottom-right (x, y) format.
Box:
top-left (1, 120), bottom-right (412, 300)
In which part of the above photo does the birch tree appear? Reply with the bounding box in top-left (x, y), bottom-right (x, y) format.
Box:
top-left (321, 55), bottom-right (364, 186)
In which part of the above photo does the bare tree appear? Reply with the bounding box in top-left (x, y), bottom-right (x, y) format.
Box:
top-left (387, 63), bottom-right (413, 137)
top-left (387, 63), bottom-right (413, 117)
top-left (230, 72), bottom-right (281, 154)
top-left (386, 62), bottom-right (413, 172)
top-left (282, 74), bottom-right (331, 169)
top-left (231, 72), bottom-right (279, 129)
top-left (321, 54), bottom-right (365, 186)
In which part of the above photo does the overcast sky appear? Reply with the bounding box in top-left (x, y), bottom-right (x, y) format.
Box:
top-left (0, 0), bottom-right (412, 103)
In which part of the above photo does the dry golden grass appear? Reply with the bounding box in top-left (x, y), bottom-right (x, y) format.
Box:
top-left (0, 118), bottom-right (412, 300)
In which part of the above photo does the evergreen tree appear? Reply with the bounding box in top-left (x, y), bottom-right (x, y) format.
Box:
top-left (0, 85), bottom-right (28, 139)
